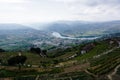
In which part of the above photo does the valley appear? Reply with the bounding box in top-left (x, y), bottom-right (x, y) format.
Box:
top-left (0, 20), bottom-right (120, 51)
top-left (0, 21), bottom-right (120, 80)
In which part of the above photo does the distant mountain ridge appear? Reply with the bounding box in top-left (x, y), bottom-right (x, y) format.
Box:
top-left (46, 20), bottom-right (120, 32)
top-left (0, 24), bottom-right (31, 30)
top-left (27, 20), bottom-right (120, 37)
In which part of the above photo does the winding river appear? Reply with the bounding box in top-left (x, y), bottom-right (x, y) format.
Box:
top-left (52, 32), bottom-right (99, 40)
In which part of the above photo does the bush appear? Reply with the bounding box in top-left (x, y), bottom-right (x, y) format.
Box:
top-left (0, 48), bottom-right (5, 52)
top-left (50, 68), bottom-right (63, 74)
top-left (14, 76), bottom-right (36, 80)
top-left (0, 69), bottom-right (16, 77)
top-left (7, 56), bottom-right (27, 65)
top-left (30, 47), bottom-right (41, 55)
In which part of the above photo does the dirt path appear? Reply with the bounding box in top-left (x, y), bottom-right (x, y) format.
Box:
top-left (107, 64), bottom-right (120, 80)
top-left (63, 63), bottom-right (89, 73)
top-left (0, 78), bottom-right (13, 80)
top-left (35, 75), bottom-right (40, 80)
top-left (84, 69), bottom-right (97, 78)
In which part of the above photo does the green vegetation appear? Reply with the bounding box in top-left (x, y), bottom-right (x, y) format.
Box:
top-left (0, 69), bottom-right (38, 78)
top-left (76, 41), bottom-right (113, 61)
top-left (88, 48), bottom-right (120, 75)
top-left (14, 76), bottom-right (36, 80)
top-left (116, 67), bottom-right (120, 75)
top-left (57, 72), bottom-right (94, 80)
top-left (0, 37), bottom-right (120, 80)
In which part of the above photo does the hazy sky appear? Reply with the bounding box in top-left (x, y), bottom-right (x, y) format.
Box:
top-left (0, 0), bottom-right (120, 23)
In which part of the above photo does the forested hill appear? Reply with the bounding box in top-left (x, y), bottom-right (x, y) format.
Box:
top-left (29, 20), bottom-right (120, 37)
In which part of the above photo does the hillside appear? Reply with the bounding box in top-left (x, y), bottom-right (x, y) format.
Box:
top-left (0, 37), bottom-right (120, 80)
top-left (0, 25), bottom-right (51, 51)
top-left (29, 20), bottom-right (120, 37)
top-left (0, 24), bottom-right (30, 30)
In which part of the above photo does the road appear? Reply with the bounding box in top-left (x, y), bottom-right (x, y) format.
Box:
top-left (107, 64), bottom-right (120, 80)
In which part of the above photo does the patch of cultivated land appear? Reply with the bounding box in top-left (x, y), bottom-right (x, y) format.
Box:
top-left (0, 37), bottom-right (120, 80)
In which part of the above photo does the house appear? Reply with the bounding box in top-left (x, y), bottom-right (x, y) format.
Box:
top-left (81, 50), bottom-right (86, 54)
top-left (18, 52), bottom-right (22, 56)
top-left (105, 38), bottom-right (119, 46)
top-left (109, 40), bottom-right (114, 45)
top-left (117, 41), bottom-right (120, 47)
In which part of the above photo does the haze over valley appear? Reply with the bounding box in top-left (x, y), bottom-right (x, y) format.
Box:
top-left (0, 20), bottom-right (120, 51)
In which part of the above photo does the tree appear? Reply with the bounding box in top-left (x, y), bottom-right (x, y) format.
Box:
top-left (35, 48), bottom-right (41, 54)
top-left (30, 47), bottom-right (48, 57)
top-left (30, 47), bottom-right (41, 55)
top-left (7, 55), bottom-right (27, 66)
top-left (0, 48), bottom-right (5, 52)
top-left (41, 50), bottom-right (47, 56)
top-left (0, 59), bottom-right (2, 65)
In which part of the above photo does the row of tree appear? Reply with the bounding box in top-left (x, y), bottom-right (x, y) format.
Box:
top-left (30, 47), bottom-right (47, 57)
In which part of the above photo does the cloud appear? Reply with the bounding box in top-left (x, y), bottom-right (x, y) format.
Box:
top-left (53, 0), bottom-right (120, 6)
top-left (0, 0), bottom-right (120, 23)
top-left (54, 0), bottom-right (120, 21)
top-left (0, 0), bottom-right (27, 3)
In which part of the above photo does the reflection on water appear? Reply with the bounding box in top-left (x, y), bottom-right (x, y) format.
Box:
top-left (52, 32), bottom-right (99, 40)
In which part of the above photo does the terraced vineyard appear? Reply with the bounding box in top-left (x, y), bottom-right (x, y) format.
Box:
top-left (88, 48), bottom-right (120, 75)
top-left (75, 41), bottom-right (115, 61)
top-left (0, 37), bottom-right (120, 80)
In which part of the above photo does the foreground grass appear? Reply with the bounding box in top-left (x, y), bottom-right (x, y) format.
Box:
top-left (0, 52), bottom-right (53, 65)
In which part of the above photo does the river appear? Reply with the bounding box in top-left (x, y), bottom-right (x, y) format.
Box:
top-left (52, 32), bottom-right (99, 40)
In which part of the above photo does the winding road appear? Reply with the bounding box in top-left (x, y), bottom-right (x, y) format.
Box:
top-left (107, 65), bottom-right (120, 80)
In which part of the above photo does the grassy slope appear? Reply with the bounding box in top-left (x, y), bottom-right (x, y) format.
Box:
top-left (0, 38), bottom-right (120, 80)
top-left (0, 52), bottom-right (52, 65)
top-left (75, 41), bottom-right (111, 61)
top-left (88, 48), bottom-right (120, 75)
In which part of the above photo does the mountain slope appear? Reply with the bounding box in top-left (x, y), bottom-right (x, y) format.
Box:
top-left (0, 24), bottom-right (30, 30)
top-left (47, 21), bottom-right (120, 36)
top-left (29, 20), bottom-right (120, 37)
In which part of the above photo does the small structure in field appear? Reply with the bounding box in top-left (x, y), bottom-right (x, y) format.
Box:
top-left (117, 41), bottom-right (120, 47)
top-left (18, 52), bottom-right (22, 56)
top-left (109, 40), bottom-right (114, 45)
top-left (81, 50), bottom-right (86, 54)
